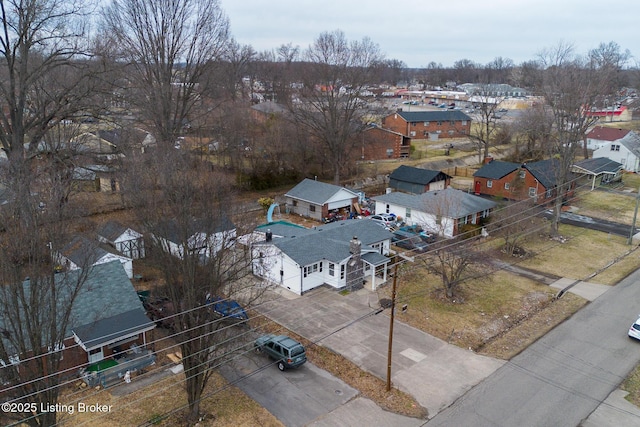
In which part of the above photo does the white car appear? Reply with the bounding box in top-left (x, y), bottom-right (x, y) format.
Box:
top-left (629, 317), bottom-right (640, 340)
top-left (369, 214), bottom-right (396, 228)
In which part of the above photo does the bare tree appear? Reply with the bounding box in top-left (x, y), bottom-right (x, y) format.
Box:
top-left (468, 88), bottom-right (501, 162)
top-left (536, 42), bottom-right (612, 236)
top-left (122, 150), bottom-right (262, 423)
top-left (101, 0), bottom-right (230, 148)
top-left (489, 199), bottom-right (539, 257)
top-left (0, 0), bottom-right (96, 204)
top-left (289, 30), bottom-right (383, 184)
top-left (0, 156), bottom-right (94, 427)
top-left (420, 238), bottom-right (487, 299)
top-left (512, 103), bottom-right (553, 162)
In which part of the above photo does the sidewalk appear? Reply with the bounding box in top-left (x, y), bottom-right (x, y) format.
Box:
top-left (259, 287), bottom-right (505, 418)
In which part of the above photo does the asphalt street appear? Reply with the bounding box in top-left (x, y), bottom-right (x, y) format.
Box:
top-left (426, 266), bottom-right (640, 426)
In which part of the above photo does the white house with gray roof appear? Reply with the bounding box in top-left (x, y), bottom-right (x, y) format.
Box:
top-left (372, 188), bottom-right (496, 238)
top-left (593, 131), bottom-right (640, 173)
top-left (252, 220), bottom-right (392, 294)
top-left (285, 178), bottom-right (359, 221)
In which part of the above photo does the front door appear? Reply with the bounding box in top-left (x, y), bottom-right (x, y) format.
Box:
top-left (474, 181), bottom-right (481, 195)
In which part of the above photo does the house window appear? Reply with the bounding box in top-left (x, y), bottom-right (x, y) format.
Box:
top-left (340, 264), bottom-right (345, 280)
top-left (406, 208), bottom-right (412, 218)
top-left (436, 215), bottom-right (442, 225)
top-left (410, 131), bottom-right (416, 137)
top-left (545, 189), bottom-right (552, 198)
top-left (504, 182), bottom-right (510, 190)
top-left (423, 131), bottom-right (428, 137)
top-left (412, 122), bottom-right (416, 127)
top-left (292, 200), bottom-right (297, 207)
top-left (519, 170), bottom-right (526, 178)
top-left (309, 205), bottom-right (315, 212)
top-left (611, 144), bottom-right (620, 151)
top-left (303, 262), bottom-right (322, 277)
top-left (462, 120), bottom-right (467, 125)
top-left (528, 187), bottom-right (537, 197)
top-left (448, 130), bottom-right (454, 136)
top-left (449, 120), bottom-right (455, 125)
top-left (437, 121), bottom-right (442, 126)
top-left (329, 262), bottom-right (335, 276)
top-left (487, 180), bottom-right (493, 188)
top-left (386, 148), bottom-right (394, 158)
top-left (423, 121), bottom-right (430, 126)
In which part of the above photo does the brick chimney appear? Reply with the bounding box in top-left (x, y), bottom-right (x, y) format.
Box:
top-left (483, 156), bottom-right (494, 164)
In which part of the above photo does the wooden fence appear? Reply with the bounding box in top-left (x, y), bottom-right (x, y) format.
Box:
top-left (442, 166), bottom-right (477, 178)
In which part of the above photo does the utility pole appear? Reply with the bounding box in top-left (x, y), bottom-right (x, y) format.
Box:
top-left (628, 186), bottom-right (640, 245)
top-left (386, 263), bottom-right (398, 391)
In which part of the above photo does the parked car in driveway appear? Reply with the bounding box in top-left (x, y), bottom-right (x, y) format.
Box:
top-left (391, 230), bottom-right (429, 252)
top-left (206, 294), bottom-right (248, 322)
top-left (369, 214), bottom-right (396, 229)
top-left (629, 316), bottom-right (640, 340)
top-left (254, 334), bottom-right (307, 370)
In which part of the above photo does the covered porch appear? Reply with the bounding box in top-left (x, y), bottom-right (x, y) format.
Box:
top-left (362, 252), bottom-right (390, 291)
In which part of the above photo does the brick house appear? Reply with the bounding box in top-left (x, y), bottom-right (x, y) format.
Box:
top-left (0, 261), bottom-right (155, 387)
top-left (359, 125), bottom-right (411, 160)
top-left (473, 158), bottom-right (574, 204)
top-left (382, 110), bottom-right (472, 139)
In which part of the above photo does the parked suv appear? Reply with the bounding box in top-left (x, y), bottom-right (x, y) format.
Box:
top-left (254, 334), bottom-right (307, 371)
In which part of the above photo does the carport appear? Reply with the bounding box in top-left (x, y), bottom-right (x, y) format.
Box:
top-left (571, 158), bottom-right (623, 190)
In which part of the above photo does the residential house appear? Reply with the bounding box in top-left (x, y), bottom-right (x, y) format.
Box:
top-left (97, 220), bottom-right (146, 259)
top-left (593, 131), bottom-right (640, 173)
top-left (0, 261), bottom-right (155, 386)
top-left (151, 217), bottom-right (236, 260)
top-left (252, 220), bottom-right (392, 294)
top-left (389, 165), bottom-right (452, 194)
top-left (571, 158), bottom-right (623, 190)
top-left (473, 158), bottom-right (573, 204)
top-left (359, 125), bottom-right (411, 160)
top-left (57, 235), bottom-right (134, 279)
top-left (372, 188), bottom-right (496, 238)
top-left (584, 126), bottom-right (630, 150)
top-left (382, 110), bottom-right (471, 139)
top-left (285, 178), bottom-right (359, 221)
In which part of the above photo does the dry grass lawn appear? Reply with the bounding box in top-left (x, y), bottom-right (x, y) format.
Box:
top-left (518, 225), bottom-right (637, 282)
top-left (378, 266), bottom-right (585, 359)
top-left (573, 189), bottom-right (636, 224)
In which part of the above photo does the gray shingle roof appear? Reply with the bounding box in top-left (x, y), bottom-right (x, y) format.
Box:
top-left (396, 110), bottom-right (472, 123)
top-left (389, 165), bottom-right (450, 185)
top-left (372, 188), bottom-right (496, 219)
top-left (619, 132), bottom-right (640, 158)
top-left (473, 160), bottom-right (520, 179)
top-left (96, 220), bottom-right (129, 242)
top-left (156, 216), bottom-right (235, 244)
top-left (1, 261), bottom-right (153, 353)
top-left (524, 159), bottom-right (561, 189)
top-left (60, 236), bottom-right (112, 266)
top-left (285, 178), bottom-right (358, 205)
top-left (573, 157), bottom-right (623, 174)
top-left (268, 219), bottom-right (392, 266)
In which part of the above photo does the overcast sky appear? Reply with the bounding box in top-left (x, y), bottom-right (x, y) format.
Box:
top-left (222, 0), bottom-right (638, 68)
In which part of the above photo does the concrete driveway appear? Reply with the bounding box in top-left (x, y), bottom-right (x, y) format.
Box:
top-left (259, 286), bottom-right (504, 418)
